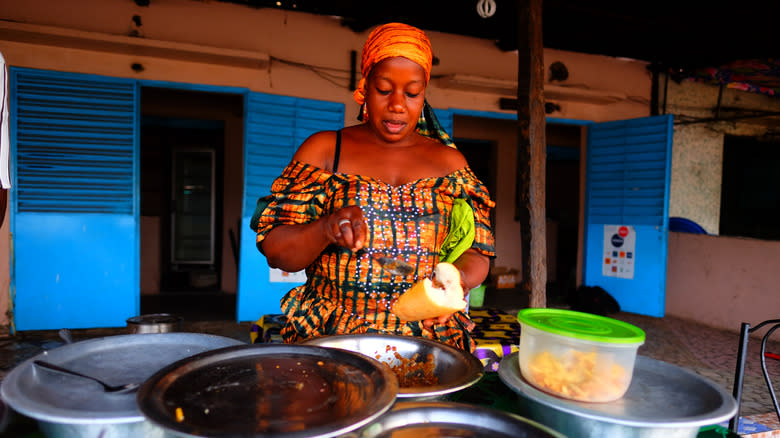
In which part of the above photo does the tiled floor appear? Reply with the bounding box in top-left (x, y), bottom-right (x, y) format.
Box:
top-left (0, 305), bottom-right (778, 437)
top-left (614, 312), bottom-right (780, 437)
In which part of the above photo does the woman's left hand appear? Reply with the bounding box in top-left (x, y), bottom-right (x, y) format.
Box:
top-left (421, 251), bottom-right (489, 329)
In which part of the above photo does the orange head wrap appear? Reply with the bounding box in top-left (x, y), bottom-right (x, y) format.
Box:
top-left (353, 23), bottom-right (433, 105)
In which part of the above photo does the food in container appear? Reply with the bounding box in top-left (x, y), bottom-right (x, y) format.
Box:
top-left (516, 308), bottom-right (645, 402)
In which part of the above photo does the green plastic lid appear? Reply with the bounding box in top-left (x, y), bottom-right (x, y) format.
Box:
top-left (517, 308), bottom-right (646, 344)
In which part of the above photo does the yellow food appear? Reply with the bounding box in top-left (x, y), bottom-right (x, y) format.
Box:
top-left (526, 350), bottom-right (628, 402)
top-left (391, 262), bottom-right (466, 321)
top-left (175, 407), bottom-right (185, 422)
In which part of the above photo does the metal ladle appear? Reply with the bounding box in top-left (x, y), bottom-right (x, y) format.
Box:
top-left (33, 360), bottom-right (141, 393)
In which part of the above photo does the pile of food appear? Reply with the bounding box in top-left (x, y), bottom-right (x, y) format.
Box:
top-left (525, 349), bottom-right (628, 402)
top-left (377, 344), bottom-right (437, 387)
top-left (389, 351), bottom-right (437, 387)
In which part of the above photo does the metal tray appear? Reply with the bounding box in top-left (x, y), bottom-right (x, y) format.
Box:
top-left (303, 334), bottom-right (484, 400)
top-left (137, 343), bottom-right (399, 438)
top-left (355, 401), bottom-right (566, 438)
top-left (0, 333), bottom-right (244, 424)
top-left (498, 352), bottom-right (738, 437)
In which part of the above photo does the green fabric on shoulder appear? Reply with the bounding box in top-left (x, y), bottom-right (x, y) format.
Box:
top-left (439, 198), bottom-right (475, 263)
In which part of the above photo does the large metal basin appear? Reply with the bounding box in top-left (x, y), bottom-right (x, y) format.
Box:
top-left (499, 352), bottom-right (737, 438)
top-left (0, 332), bottom-right (244, 438)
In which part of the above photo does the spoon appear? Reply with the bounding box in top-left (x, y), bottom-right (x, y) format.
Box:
top-left (356, 249), bottom-right (415, 277)
top-left (33, 360), bottom-right (141, 393)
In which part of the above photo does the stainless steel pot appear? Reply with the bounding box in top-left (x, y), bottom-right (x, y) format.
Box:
top-left (126, 313), bottom-right (182, 334)
top-left (0, 332), bottom-right (244, 438)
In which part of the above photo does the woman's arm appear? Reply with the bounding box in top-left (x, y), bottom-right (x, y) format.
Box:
top-left (261, 206), bottom-right (367, 272)
top-left (261, 130), bottom-right (371, 271)
top-left (452, 248), bottom-right (490, 292)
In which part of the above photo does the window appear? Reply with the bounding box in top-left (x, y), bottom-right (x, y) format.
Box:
top-left (720, 135), bottom-right (780, 240)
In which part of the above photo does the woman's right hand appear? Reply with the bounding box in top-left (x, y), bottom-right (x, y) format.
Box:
top-left (324, 206), bottom-right (367, 252)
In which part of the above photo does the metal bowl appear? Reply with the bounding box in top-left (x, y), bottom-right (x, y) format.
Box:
top-left (353, 401), bottom-right (566, 438)
top-left (303, 334), bottom-right (484, 400)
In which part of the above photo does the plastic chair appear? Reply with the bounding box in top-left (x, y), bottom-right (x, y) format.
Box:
top-left (729, 319), bottom-right (780, 433)
top-left (669, 217), bottom-right (708, 234)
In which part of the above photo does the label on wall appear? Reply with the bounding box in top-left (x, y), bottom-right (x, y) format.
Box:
top-left (269, 268), bottom-right (307, 283)
top-left (603, 225), bottom-right (636, 279)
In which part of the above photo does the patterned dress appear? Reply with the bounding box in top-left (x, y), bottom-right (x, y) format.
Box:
top-left (253, 160), bottom-right (495, 352)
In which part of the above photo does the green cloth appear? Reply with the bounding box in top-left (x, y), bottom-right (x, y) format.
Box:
top-left (439, 198), bottom-right (475, 263)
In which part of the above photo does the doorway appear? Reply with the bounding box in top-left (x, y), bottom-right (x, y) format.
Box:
top-left (139, 87), bottom-right (244, 321)
top-left (141, 118), bottom-right (224, 291)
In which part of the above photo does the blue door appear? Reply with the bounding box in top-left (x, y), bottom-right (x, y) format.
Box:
top-left (583, 115), bottom-right (673, 317)
top-left (236, 92), bottom-right (344, 322)
top-left (10, 68), bottom-right (139, 330)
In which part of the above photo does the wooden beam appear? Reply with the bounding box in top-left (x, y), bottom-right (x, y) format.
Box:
top-left (515, 0), bottom-right (547, 309)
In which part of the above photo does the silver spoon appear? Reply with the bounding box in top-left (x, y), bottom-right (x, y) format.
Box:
top-left (33, 360), bottom-right (141, 393)
top-left (356, 249), bottom-right (415, 277)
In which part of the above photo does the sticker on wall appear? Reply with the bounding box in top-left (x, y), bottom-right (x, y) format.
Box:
top-left (269, 268), bottom-right (307, 283)
top-left (603, 225), bottom-right (636, 279)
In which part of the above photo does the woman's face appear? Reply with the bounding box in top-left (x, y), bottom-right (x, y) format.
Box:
top-left (364, 57), bottom-right (427, 143)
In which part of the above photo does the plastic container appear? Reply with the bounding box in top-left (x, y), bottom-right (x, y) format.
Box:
top-left (516, 308), bottom-right (646, 403)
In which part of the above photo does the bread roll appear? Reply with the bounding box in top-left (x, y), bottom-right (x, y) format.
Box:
top-left (391, 262), bottom-right (466, 321)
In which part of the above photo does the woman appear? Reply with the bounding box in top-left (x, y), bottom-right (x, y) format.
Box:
top-left (251, 23), bottom-right (495, 352)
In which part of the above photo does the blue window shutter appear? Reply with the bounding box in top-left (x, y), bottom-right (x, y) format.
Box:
top-left (242, 93), bottom-right (344, 214)
top-left (585, 116), bottom-right (672, 226)
top-left (12, 68), bottom-right (137, 214)
top-left (10, 67), bottom-right (139, 330)
top-left (238, 92), bottom-right (344, 321)
top-left (433, 108), bottom-right (454, 138)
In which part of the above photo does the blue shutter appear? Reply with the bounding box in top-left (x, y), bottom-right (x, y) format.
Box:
top-left (586, 117), bottom-right (671, 226)
top-left (433, 108), bottom-right (454, 138)
top-left (10, 68), bottom-right (139, 330)
top-left (583, 115), bottom-right (673, 317)
top-left (13, 69), bottom-right (136, 213)
top-left (237, 92), bottom-right (344, 321)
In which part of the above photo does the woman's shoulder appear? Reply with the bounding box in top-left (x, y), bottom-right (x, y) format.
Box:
top-left (418, 136), bottom-right (468, 176)
top-left (291, 130), bottom-right (340, 171)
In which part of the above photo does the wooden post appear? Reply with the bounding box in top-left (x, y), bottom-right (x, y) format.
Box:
top-left (515, 0), bottom-right (547, 308)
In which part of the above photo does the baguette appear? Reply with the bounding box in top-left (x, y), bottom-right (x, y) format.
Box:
top-left (391, 262), bottom-right (466, 321)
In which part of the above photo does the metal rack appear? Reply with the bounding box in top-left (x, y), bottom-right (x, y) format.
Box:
top-left (730, 319), bottom-right (780, 433)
